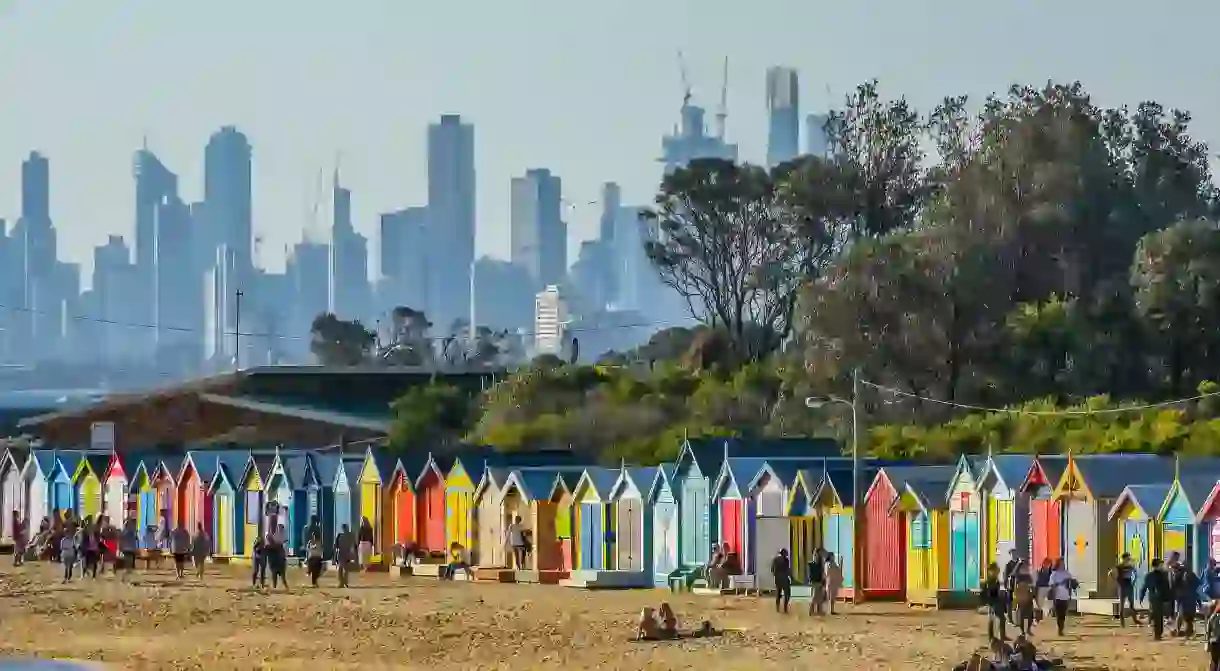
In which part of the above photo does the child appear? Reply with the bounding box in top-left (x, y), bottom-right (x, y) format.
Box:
top-left (635, 607), bottom-right (660, 641)
top-left (1014, 572), bottom-right (1036, 636)
top-left (59, 531), bottom-right (77, 583)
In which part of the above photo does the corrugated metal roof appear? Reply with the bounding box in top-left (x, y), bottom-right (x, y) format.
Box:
top-left (1073, 455), bottom-right (1175, 498)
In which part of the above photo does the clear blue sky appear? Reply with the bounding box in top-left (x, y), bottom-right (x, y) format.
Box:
top-left (1, 0), bottom-right (1216, 280)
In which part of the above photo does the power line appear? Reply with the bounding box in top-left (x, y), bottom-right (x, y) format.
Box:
top-left (860, 379), bottom-right (1220, 416)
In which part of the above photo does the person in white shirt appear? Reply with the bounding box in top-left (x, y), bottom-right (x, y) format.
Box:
top-left (1049, 558), bottom-right (1075, 636)
top-left (506, 516), bottom-right (526, 569)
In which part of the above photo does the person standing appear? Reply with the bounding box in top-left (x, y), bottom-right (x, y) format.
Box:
top-left (306, 531), bottom-right (324, 587)
top-left (825, 551), bottom-right (843, 615)
top-left (1002, 550), bottom-right (1024, 624)
top-left (335, 523), bottom-right (356, 588)
top-left (1033, 559), bottom-right (1052, 622)
top-left (251, 531), bottom-right (267, 589)
top-left (1049, 559), bottom-right (1074, 637)
top-left (357, 517), bottom-right (375, 572)
top-left (1142, 558), bottom-right (1172, 641)
top-left (268, 524), bottom-right (290, 590)
top-left (300, 514), bottom-right (322, 565)
top-left (1175, 563), bottom-right (1203, 637)
top-left (1110, 552), bottom-right (1139, 626)
top-left (80, 518), bottom-right (101, 579)
top-left (1206, 559), bottom-right (1220, 602)
top-left (1205, 600), bottom-right (1220, 671)
top-left (506, 515), bottom-right (527, 570)
top-left (806, 548), bottom-right (827, 616)
top-left (770, 548), bottom-right (792, 614)
top-left (11, 512), bottom-right (26, 567)
top-left (59, 529), bottom-right (77, 583)
top-left (982, 563), bottom-right (1008, 642)
top-left (118, 519), bottom-right (139, 583)
top-left (191, 523), bottom-right (211, 581)
top-left (170, 522), bottom-right (191, 580)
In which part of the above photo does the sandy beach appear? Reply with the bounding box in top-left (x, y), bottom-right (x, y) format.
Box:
top-left (0, 560), bottom-right (1207, 670)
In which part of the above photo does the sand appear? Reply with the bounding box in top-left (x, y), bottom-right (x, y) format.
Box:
top-left (0, 561), bottom-right (1208, 670)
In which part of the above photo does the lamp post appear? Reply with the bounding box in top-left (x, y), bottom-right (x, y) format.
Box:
top-left (805, 366), bottom-right (861, 604)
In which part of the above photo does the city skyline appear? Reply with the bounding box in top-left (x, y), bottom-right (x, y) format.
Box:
top-left (4, 0), bottom-right (1214, 279)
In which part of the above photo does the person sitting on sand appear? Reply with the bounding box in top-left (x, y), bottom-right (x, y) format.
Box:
top-left (636, 607), bottom-right (659, 640)
top-left (657, 603), bottom-right (678, 639)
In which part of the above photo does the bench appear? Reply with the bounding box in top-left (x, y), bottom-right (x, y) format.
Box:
top-left (136, 549), bottom-right (166, 570)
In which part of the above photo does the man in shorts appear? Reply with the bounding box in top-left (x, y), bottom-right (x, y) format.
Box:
top-left (170, 521), bottom-right (192, 580)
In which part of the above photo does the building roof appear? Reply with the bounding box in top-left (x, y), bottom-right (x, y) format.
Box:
top-left (873, 465), bottom-right (955, 502)
top-left (198, 393), bottom-right (394, 433)
top-left (577, 467), bottom-right (620, 500)
top-left (890, 466), bottom-right (958, 514)
top-left (55, 450), bottom-right (84, 479)
top-left (311, 453), bottom-right (340, 487)
top-left (341, 458), bottom-right (362, 489)
top-left (282, 452), bottom-right (313, 488)
top-left (32, 449), bottom-right (57, 478)
top-left (503, 468), bottom-right (560, 502)
top-left (751, 458), bottom-right (834, 494)
top-left (159, 454), bottom-right (185, 483)
top-left (716, 458), bottom-right (768, 498)
top-left (978, 454), bottom-right (1035, 492)
top-left (1107, 483), bottom-right (1173, 521)
top-left (1171, 474), bottom-right (1220, 520)
top-left (184, 449), bottom-right (225, 484)
top-left (1065, 455), bottom-right (1176, 499)
top-left (82, 454), bottom-right (109, 481)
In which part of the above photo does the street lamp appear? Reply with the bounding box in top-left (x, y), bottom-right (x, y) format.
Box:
top-left (805, 366), bottom-right (861, 604)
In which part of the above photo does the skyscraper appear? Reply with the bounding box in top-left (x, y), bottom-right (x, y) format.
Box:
top-left (286, 238), bottom-right (330, 360)
top-left (204, 127), bottom-right (253, 274)
top-left (379, 207), bottom-right (428, 313)
top-left (20, 151), bottom-right (49, 222)
top-left (658, 102), bottom-right (737, 174)
top-left (328, 169), bottom-right (371, 321)
top-left (426, 114), bottom-right (475, 330)
top-left (132, 148), bottom-right (179, 276)
top-left (510, 168), bottom-right (566, 289)
top-left (203, 244), bottom-right (239, 369)
top-left (766, 67), bottom-right (800, 167)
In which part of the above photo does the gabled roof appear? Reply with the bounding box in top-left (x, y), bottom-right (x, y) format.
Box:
top-left (868, 465), bottom-right (955, 504)
top-left (1056, 454), bottom-right (1175, 500)
top-left (676, 437), bottom-right (842, 482)
top-left (341, 457), bottom-right (362, 489)
top-left (31, 449), bottom-right (57, 479)
top-left (946, 454), bottom-right (985, 490)
top-left (55, 450), bottom-right (84, 480)
top-left (555, 468), bottom-right (585, 494)
top-left (574, 467), bottom-right (620, 501)
top-left (714, 458), bottom-right (768, 500)
top-left (1107, 484), bottom-right (1172, 521)
top-left (646, 465), bottom-right (677, 501)
top-left (311, 453), bottom-right (341, 488)
top-left (747, 458), bottom-right (831, 494)
top-left (282, 452), bottom-right (314, 488)
top-left (81, 454), bottom-right (110, 482)
top-left (158, 454), bottom-right (185, 483)
top-left (501, 468), bottom-right (563, 503)
top-left (889, 467), bottom-right (958, 515)
top-left (976, 454), bottom-right (1035, 493)
top-left (370, 449), bottom-right (397, 485)
top-left (1170, 474), bottom-right (1220, 519)
top-left (2, 446), bottom-right (28, 473)
top-left (210, 450), bottom-right (251, 491)
top-left (182, 449), bottom-right (224, 485)
top-left (474, 466), bottom-right (512, 500)
top-left (414, 452), bottom-right (456, 488)
top-left (120, 452), bottom-right (145, 483)
top-left (611, 466), bottom-right (658, 500)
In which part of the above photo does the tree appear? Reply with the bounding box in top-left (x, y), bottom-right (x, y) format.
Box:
top-left (309, 313), bottom-right (375, 366)
top-left (645, 159), bottom-right (813, 361)
top-left (1132, 219), bottom-right (1220, 395)
top-left (381, 306), bottom-right (434, 366)
top-left (388, 383), bottom-right (474, 450)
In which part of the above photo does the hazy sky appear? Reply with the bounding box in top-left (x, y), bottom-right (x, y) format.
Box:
top-left (1, 0), bottom-right (1217, 280)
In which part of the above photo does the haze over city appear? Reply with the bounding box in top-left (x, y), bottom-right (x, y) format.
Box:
top-left (0, 0), bottom-right (1218, 387)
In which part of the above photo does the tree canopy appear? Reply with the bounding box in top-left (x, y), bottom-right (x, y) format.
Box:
top-left (386, 78), bottom-right (1220, 464)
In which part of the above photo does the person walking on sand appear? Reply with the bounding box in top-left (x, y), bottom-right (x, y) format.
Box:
top-left (1175, 562), bottom-right (1203, 637)
top-left (806, 548), bottom-right (827, 616)
top-left (306, 531), bottom-right (324, 587)
top-left (824, 551), bottom-right (842, 615)
top-left (268, 524), bottom-right (290, 590)
top-left (300, 514), bottom-right (321, 566)
top-left (59, 528), bottom-right (77, 583)
top-left (356, 517), bottom-right (375, 572)
top-left (1141, 557), bottom-right (1172, 641)
top-left (1109, 552), bottom-right (1139, 627)
top-left (1002, 549), bottom-right (1024, 624)
top-left (1013, 564), bottom-right (1036, 637)
top-left (982, 562), bottom-right (1008, 642)
top-left (170, 521), bottom-right (191, 580)
top-left (770, 548), bottom-right (792, 614)
top-left (80, 518), bottom-right (101, 579)
top-left (335, 523), bottom-right (356, 588)
top-left (251, 530), bottom-right (267, 589)
top-left (118, 519), bottom-right (139, 583)
top-left (1049, 559), bottom-right (1075, 637)
top-left (191, 523), bottom-right (210, 581)
top-left (1033, 558), bottom-right (1052, 622)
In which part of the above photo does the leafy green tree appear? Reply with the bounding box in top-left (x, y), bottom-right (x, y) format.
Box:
top-left (309, 313), bottom-right (375, 366)
top-left (388, 383), bottom-right (474, 450)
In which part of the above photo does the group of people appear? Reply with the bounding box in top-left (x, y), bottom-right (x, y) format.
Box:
top-left (768, 547), bottom-right (844, 615)
top-left (981, 552), bottom-right (1078, 640)
top-left (8, 509), bottom-right (212, 583)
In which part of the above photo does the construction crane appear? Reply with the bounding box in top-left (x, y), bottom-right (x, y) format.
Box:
top-left (716, 56), bottom-right (729, 140)
top-left (677, 50), bottom-right (692, 108)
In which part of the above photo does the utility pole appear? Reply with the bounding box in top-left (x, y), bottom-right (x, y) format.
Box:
top-left (234, 289), bottom-right (243, 371)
